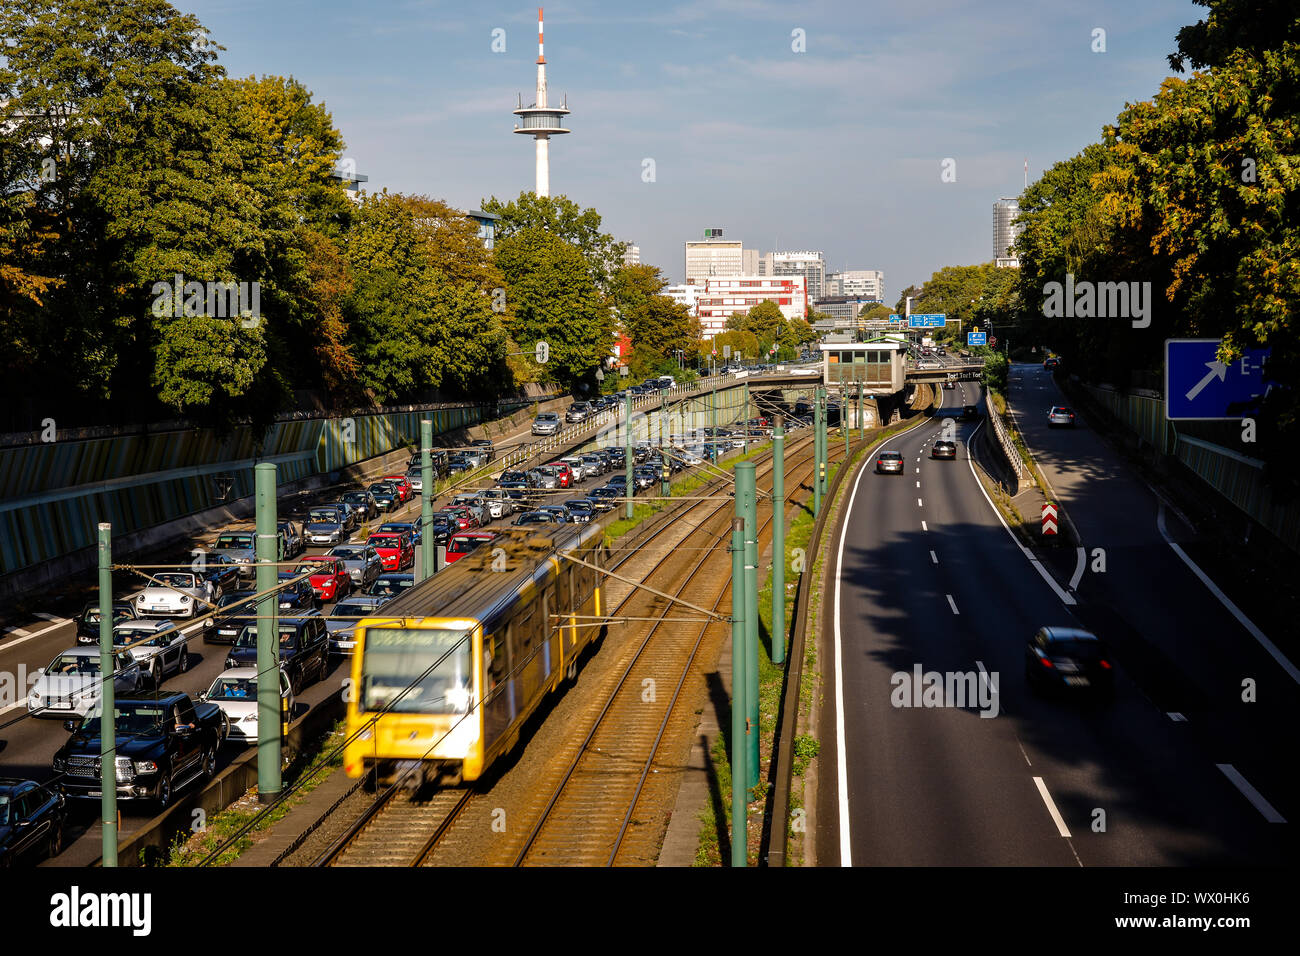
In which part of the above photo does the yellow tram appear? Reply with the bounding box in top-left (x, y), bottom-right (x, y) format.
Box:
top-left (344, 523), bottom-right (607, 787)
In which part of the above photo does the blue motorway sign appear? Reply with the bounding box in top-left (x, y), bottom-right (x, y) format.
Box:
top-left (1165, 339), bottom-right (1270, 420)
top-left (908, 314), bottom-right (946, 328)
top-left (967, 332), bottom-right (987, 346)
top-left (887, 314), bottom-right (906, 324)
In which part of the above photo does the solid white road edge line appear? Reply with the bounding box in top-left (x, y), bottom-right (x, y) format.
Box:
top-left (1156, 503), bottom-right (1299, 686)
top-left (965, 419), bottom-right (1076, 606)
top-left (1033, 776), bottom-right (1072, 837)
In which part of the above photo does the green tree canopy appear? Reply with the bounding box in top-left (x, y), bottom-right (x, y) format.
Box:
top-left (479, 192), bottom-right (626, 290)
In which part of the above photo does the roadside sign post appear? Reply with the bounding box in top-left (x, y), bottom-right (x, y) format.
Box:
top-left (967, 330), bottom-right (987, 347)
top-left (420, 420), bottom-right (434, 581)
top-left (1164, 339), bottom-right (1271, 420)
top-left (97, 523), bottom-right (117, 867)
top-left (255, 462), bottom-right (281, 803)
top-left (1042, 502), bottom-right (1058, 536)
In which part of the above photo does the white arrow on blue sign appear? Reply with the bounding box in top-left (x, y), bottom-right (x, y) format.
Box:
top-left (967, 332), bottom-right (987, 346)
top-left (908, 314), bottom-right (946, 328)
top-left (1165, 338), bottom-right (1270, 420)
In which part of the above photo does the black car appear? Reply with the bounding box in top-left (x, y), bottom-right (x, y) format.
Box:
top-left (365, 573), bottom-right (416, 598)
top-left (500, 469), bottom-right (529, 484)
top-left (961, 404), bottom-right (979, 421)
top-left (1025, 627), bottom-right (1114, 696)
top-left (326, 594), bottom-right (393, 656)
top-left (429, 512), bottom-right (458, 544)
top-left (447, 455), bottom-right (473, 476)
top-left (188, 551), bottom-right (242, 598)
top-left (226, 613), bottom-right (329, 694)
top-left (513, 510), bottom-right (557, 525)
top-left (76, 601), bottom-right (136, 645)
top-left (563, 499), bottom-right (595, 523)
top-left (276, 572), bottom-right (318, 612)
top-left (342, 490), bottom-right (380, 521)
top-left (0, 778), bottom-right (66, 865)
top-left (408, 450), bottom-right (449, 478)
top-left (206, 589), bottom-right (258, 644)
top-left (931, 440), bottom-right (957, 460)
top-left (368, 481), bottom-right (398, 513)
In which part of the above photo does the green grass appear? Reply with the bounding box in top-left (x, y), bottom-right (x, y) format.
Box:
top-left (162, 720), bottom-right (346, 867)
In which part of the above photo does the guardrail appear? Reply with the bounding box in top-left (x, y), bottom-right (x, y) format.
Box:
top-left (984, 390), bottom-right (1029, 483)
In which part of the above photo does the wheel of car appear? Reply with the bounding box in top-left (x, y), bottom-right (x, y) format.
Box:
top-left (47, 823), bottom-right (63, 859)
top-left (150, 659), bottom-right (162, 688)
top-left (178, 647), bottom-right (189, 673)
top-left (291, 669), bottom-right (302, 696)
top-left (202, 748), bottom-right (216, 782)
top-left (157, 773), bottom-right (172, 810)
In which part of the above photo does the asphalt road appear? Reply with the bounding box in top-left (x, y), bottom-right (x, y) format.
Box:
top-left (816, 377), bottom-right (1294, 866)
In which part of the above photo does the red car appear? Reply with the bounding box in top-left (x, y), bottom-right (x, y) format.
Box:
top-left (294, 556), bottom-right (352, 603)
top-left (446, 531), bottom-right (499, 564)
top-left (382, 475), bottom-right (413, 504)
top-left (367, 531), bottom-right (414, 570)
top-left (444, 506), bottom-right (480, 531)
top-left (545, 462), bottom-right (574, 488)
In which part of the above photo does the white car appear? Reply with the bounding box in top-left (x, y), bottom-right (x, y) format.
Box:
top-left (113, 620), bottom-right (190, 686)
top-left (27, 648), bottom-right (144, 717)
top-left (480, 489), bottom-right (512, 519)
top-left (201, 667), bottom-right (294, 743)
top-left (450, 494), bottom-right (489, 524)
top-left (134, 570), bottom-right (214, 621)
top-left (559, 456), bottom-right (587, 481)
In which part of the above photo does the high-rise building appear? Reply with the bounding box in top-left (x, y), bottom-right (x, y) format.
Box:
top-left (994, 198), bottom-right (1023, 266)
top-left (695, 275), bottom-right (807, 340)
top-left (761, 251), bottom-right (826, 300)
top-left (685, 229), bottom-right (744, 285)
top-left (623, 244), bottom-right (640, 267)
top-left (742, 248), bottom-right (759, 275)
top-left (826, 269), bottom-right (884, 302)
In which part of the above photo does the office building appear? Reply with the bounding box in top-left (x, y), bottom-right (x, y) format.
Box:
top-left (695, 275), bottom-right (807, 340)
top-left (994, 198), bottom-right (1023, 266)
top-left (760, 251), bottom-right (826, 300)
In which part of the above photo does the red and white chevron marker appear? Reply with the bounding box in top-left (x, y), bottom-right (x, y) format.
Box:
top-left (1042, 502), bottom-right (1059, 535)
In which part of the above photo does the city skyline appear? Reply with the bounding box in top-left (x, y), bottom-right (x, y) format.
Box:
top-left (178, 0), bottom-right (1204, 294)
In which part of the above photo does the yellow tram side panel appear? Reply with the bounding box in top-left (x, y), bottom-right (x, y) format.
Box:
top-left (344, 616), bottom-right (487, 781)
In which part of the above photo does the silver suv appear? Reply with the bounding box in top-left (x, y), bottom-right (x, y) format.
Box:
top-left (565, 402), bottom-right (592, 424)
top-left (532, 412), bottom-right (560, 436)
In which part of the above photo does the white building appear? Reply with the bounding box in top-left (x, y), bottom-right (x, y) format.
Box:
top-left (994, 198), bottom-right (1023, 265)
top-left (623, 244), bottom-right (640, 266)
top-left (685, 232), bottom-right (744, 285)
top-left (695, 275), bottom-right (807, 340)
top-left (826, 269), bottom-right (884, 302)
top-left (664, 284), bottom-right (701, 314)
top-left (761, 251), bottom-right (826, 300)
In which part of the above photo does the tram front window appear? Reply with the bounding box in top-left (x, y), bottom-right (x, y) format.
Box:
top-left (360, 628), bottom-right (471, 715)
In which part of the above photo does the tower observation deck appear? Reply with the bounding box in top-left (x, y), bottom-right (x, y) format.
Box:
top-left (513, 7), bottom-right (570, 197)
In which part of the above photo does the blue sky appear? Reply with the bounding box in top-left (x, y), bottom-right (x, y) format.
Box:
top-left (182, 0), bottom-right (1204, 298)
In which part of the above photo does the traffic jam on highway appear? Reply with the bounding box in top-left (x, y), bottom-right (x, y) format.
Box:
top-left (0, 374), bottom-right (799, 867)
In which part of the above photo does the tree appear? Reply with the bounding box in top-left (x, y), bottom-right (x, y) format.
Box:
top-left (1169, 0), bottom-right (1300, 72)
top-left (493, 226), bottom-right (612, 391)
top-left (479, 192), bottom-right (626, 290)
top-left (712, 329), bottom-right (759, 361)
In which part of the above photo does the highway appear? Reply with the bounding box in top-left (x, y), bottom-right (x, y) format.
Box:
top-left (816, 376), bottom-right (1295, 866)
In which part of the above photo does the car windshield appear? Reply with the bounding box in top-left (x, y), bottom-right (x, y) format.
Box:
top-left (79, 702), bottom-right (167, 739)
top-left (235, 626), bottom-right (299, 650)
top-left (447, 538), bottom-right (482, 554)
top-left (331, 547), bottom-right (362, 559)
top-left (881, 453), bottom-right (902, 461)
top-left (152, 573), bottom-right (195, 589)
top-left (378, 524), bottom-right (408, 533)
top-left (369, 484), bottom-right (392, 494)
top-left (369, 578), bottom-right (412, 596)
top-left (207, 676), bottom-right (257, 699)
top-left (517, 513), bottom-right (550, 524)
top-left (309, 510), bottom-right (337, 523)
top-left (47, 654), bottom-right (100, 675)
top-left (215, 534), bottom-right (253, 549)
top-left (294, 562), bottom-right (326, 575)
top-left (369, 535), bottom-right (399, 547)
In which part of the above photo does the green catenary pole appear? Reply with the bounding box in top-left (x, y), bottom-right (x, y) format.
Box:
top-left (97, 523), bottom-right (117, 867)
top-left (255, 462), bottom-right (281, 802)
top-left (729, 511), bottom-right (748, 868)
top-left (737, 462), bottom-right (760, 790)
top-left (624, 391), bottom-right (634, 519)
top-left (859, 380), bottom-right (865, 440)
top-left (813, 389), bottom-right (824, 518)
top-left (660, 389), bottom-right (670, 498)
top-left (420, 420), bottom-right (434, 581)
top-left (818, 387), bottom-right (829, 498)
top-left (843, 387), bottom-right (851, 462)
top-left (771, 418), bottom-right (786, 666)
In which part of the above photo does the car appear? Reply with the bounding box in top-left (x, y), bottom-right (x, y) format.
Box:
top-left (326, 544), bottom-right (384, 590)
top-left (367, 482), bottom-right (399, 513)
top-left (365, 573), bottom-right (415, 598)
top-left (207, 589), bottom-right (259, 644)
top-left (408, 450), bottom-right (449, 478)
top-left (585, 488), bottom-right (618, 512)
top-left (447, 454), bottom-right (474, 476)
top-left (404, 469), bottom-right (424, 495)
top-left (528, 466), bottom-right (560, 490)
top-left (446, 531), bottom-right (499, 564)
top-left (27, 648), bottom-right (144, 718)
top-left (321, 502), bottom-right (359, 534)
top-left (1044, 356), bottom-right (1060, 370)
top-left (479, 489), bottom-right (513, 519)
top-left (469, 439), bottom-right (495, 463)
top-left (277, 520), bottom-right (305, 559)
top-left (563, 499), bottom-right (596, 523)
top-left (943, 380), bottom-right (955, 390)
top-left (961, 404), bottom-right (980, 421)
top-left (303, 506), bottom-right (346, 547)
top-left (545, 462), bottom-right (575, 488)
top-left (566, 402), bottom-right (593, 424)
top-left (580, 454), bottom-right (607, 478)
top-left (188, 551), bottom-right (243, 596)
top-left (1047, 406), bottom-right (1076, 428)
top-left (429, 511), bottom-right (458, 544)
top-left (657, 375), bottom-right (676, 389)
top-left (513, 510), bottom-right (558, 525)
top-left (210, 530), bottom-right (257, 576)
top-left (501, 487), bottom-right (531, 511)
top-left (532, 412), bottom-right (561, 436)
top-left (559, 456), bottom-right (587, 481)
top-left (377, 520), bottom-right (422, 546)
top-left (537, 505), bottom-right (571, 523)
top-left (325, 594), bottom-right (393, 655)
top-left (201, 666), bottom-right (294, 744)
top-left (0, 777), bottom-right (66, 865)
top-left (343, 490), bottom-right (381, 521)
top-left (134, 569), bottom-right (215, 621)
top-left (292, 556), bottom-right (353, 603)
top-left (935, 346), bottom-right (946, 356)
top-left (931, 440), bottom-right (957, 460)
top-left (499, 469), bottom-right (529, 484)
top-left (226, 613), bottom-right (329, 694)
top-left (275, 572), bottom-right (319, 612)
top-left (383, 476), bottom-right (413, 504)
top-left (444, 505), bottom-right (480, 531)
top-left (112, 619), bottom-right (189, 687)
top-left (368, 531), bottom-right (415, 571)
top-left (450, 494), bottom-right (489, 525)
top-left (54, 691), bottom-right (226, 808)
top-left (1025, 627), bottom-right (1114, 696)
top-left (75, 601), bottom-right (136, 645)
top-left (875, 451), bottom-right (904, 474)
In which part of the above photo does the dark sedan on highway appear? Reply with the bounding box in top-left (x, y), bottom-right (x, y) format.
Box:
top-left (1025, 627), bottom-right (1114, 697)
top-left (931, 440), bottom-right (957, 460)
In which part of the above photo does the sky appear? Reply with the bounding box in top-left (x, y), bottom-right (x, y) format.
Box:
top-left (180, 0), bottom-right (1205, 299)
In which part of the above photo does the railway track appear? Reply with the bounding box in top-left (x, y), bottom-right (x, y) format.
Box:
top-left (309, 421), bottom-right (840, 867)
